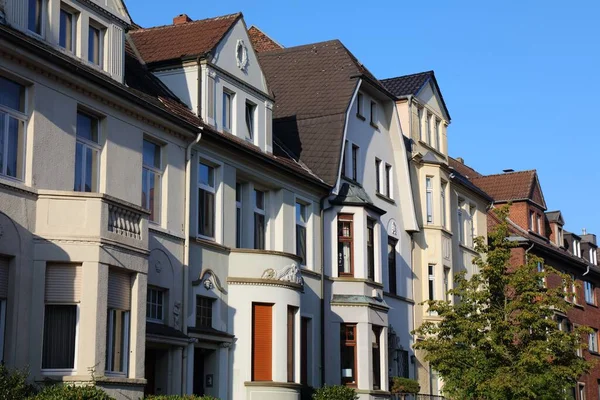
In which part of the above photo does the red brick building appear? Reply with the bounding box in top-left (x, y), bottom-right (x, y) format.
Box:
top-left (451, 159), bottom-right (600, 400)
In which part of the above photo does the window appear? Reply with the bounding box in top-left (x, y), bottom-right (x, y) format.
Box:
top-left (569, 273), bottom-right (577, 303)
top-left (536, 214), bottom-right (542, 234)
top-left (341, 140), bottom-right (347, 177)
top-left (340, 324), bottom-right (356, 386)
top-left (579, 383), bottom-right (586, 400)
top-left (146, 288), bottom-right (164, 323)
top-left (0, 77), bottom-right (26, 181)
top-left (351, 144), bottom-right (358, 181)
top-left (440, 181), bottom-right (447, 228)
top-left (74, 111), bottom-right (100, 192)
top-left (370, 101), bottom-right (377, 127)
top-left (59, 7), bottom-right (75, 52)
top-left (428, 264), bottom-right (435, 302)
top-left (338, 214), bottom-right (353, 276)
top-left (222, 91), bottom-right (232, 132)
top-left (430, 367), bottom-right (440, 395)
top-left (236, 183), bottom-right (242, 248)
top-left (435, 119), bottom-right (441, 151)
top-left (375, 159), bottom-right (381, 193)
top-left (537, 262), bottom-right (545, 288)
top-left (254, 189), bottom-right (266, 250)
top-left (28, 0), bottom-right (44, 35)
top-left (245, 101), bottom-right (256, 140)
top-left (142, 139), bottom-right (161, 223)
top-left (296, 202), bottom-right (307, 265)
top-left (388, 238), bottom-right (397, 294)
top-left (198, 162), bottom-right (216, 238)
top-left (356, 92), bottom-right (363, 118)
top-left (468, 205), bottom-right (476, 247)
top-left (591, 248), bottom-right (598, 266)
top-left (585, 281), bottom-right (595, 305)
top-left (287, 306), bottom-right (297, 383)
top-left (574, 240), bottom-right (581, 257)
top-left (426, 177), bottom-right (433, 224)
top-left (529, 211), bottom-right (535, 231)
top-left (300, 317), bottom-right (310, 385)
top-left (425, 111), bottom-right (431, 145)
top-left (196, 296), bottom-right (213, 328)
top-left (252, 303), bottom-right (273, 381)
top-left (88, 24), bottom-right (103, 66)
top-left (106, 270), bottom-right (131, 374)
top-left (590, 330), bottom-right (599, 353)
top-left (444, 267), bottom-right (450, 301)
top-left (367, 219), bottom-right (375, 281)
top-left (457, 199), bottom-right (465, 244)
top-left (42, 265), bottom-right (81, 370)
top-left (385, 164), bottom-right (392, 198)
top-left (372, 326), bottom-right (382, 390)
top-left (557, 227), bottom-right (564, 246)
top-left (417, 107), bottom-right (423, 140)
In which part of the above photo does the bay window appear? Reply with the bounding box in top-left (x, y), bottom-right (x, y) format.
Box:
top-left (367, 219), bottom-right (375, 281)
top-left (198, 162), bottom-right (215, 238)
top-left (340, 324), bottom-right (356, 386)
top-left (254, 189), bottom-right (266, 250)
top-left (106, 270), bottom-right (131, 374)
top-left (74, 111), bottom-right (100, 192)
top-left (0, 77), bottom-right (26, 181)
top-left (388, 238), bottom-right (397, 294)
top-left (372, 326), bottom-right (382, 390)
top-left (296, 202), bottom-right (307, 265)
top-left (426, 177), bottom-right (433, 224)
top-left (337, 214), bottom-right (353, 276)
top-left (142, 139), bottom-right (162, 223)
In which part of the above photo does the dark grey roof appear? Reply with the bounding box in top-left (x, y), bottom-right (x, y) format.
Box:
top-left (187, 325), bottom-right (234, 338)
top-left (381, 70), bottom-right (451, 121)
top-left (146, 322), bottom-right (189, 340)
top-left (329, 179), bottom-right (386, 215)
top-left (545, 211), bottom-right (564, 225)
top-left (331, 294), bottom-right (389, 310)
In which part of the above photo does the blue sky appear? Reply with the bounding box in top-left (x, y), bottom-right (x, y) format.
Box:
top-left (126, 0), bottom-right (600, 237)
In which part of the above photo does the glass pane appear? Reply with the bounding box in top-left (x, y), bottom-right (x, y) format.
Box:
top-left (245, 103), bottom-right (254, 139)
top-left (77, 112), bottom-right (98, 142)
top-left (254, 190), bottom-right (264, 210)
top-left (28, 0), bottom-right (43, 34)
top-left (42, 305), bottom-right (77, 369)
top-left (6, 117), bottom-right (24, 179)
top-left (222, 93), bottom-right (230, 129)
top-left (141, 168), bottom-right (149, 210)
top-left (88, 26), bottom-right (100, 65)
top-left (254, 213), bottom-right (265, 250)
top-left (59, 9), bottom-right (73, 50)
top-left (74, 142), bottom-right (83, 191)
top-left (0, 114), bottom-right (4, 174)
top-left (296, 225), bottom-right (306, 264)
top-left (0, 77), bottom-right (25, 112)
top-left (296, 202), bottom-right (306, 223)
top-left (150, 170), bottom-right (161, 222)
top-left (198, 189), bottom-right (215, 237)
top-left (85, 146), bottom-right (96, 192)
top-left (198, 163), bottom-right (214, 187)
top-left (338, 242), bottom-right (351, 274)
top-left (143, 140), bottom-right (160, 169)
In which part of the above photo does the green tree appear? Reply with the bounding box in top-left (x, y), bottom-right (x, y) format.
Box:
top-left (413, 206), bottom-right (592, 400)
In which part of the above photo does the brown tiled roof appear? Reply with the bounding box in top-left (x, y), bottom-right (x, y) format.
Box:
top-left (449, 156), bottom-right (483, 179)
top-left (258, 40), bottom-right (383, 185)
top-left (471, 170), bottom-right (538, 203)
top-left (128, 13), bottom-right (241, 64)
top-left (248, 26), bottom-right (282, 53)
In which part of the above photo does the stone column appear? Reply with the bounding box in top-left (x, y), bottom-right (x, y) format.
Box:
top-left (185, 343), bottom-right (194, 394)
top-left (217, 343), bottom-right (231, 399)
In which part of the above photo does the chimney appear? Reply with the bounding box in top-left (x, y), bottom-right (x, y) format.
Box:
top-left (173, 14), bottom-right (192, 25)
top-left (503, 169), bottom-right (515, 173)
top-left (583, 228), bottom-right (587, 236)
top-left (456, 157), bottom-right (464, 164)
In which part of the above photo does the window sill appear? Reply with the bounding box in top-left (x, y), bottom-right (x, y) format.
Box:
top-left (375, 192), bottom-right (395, 204)
top-left (588, 350), bottom-right (600, 357)
top-left (40, 369), bottom-right (77, 376)
top-left (586, 302), bottom-right (598, 308)
top-left (245, 381), bottom-right (302, 389)
top-left (356, 113), bottom-right (366, 121)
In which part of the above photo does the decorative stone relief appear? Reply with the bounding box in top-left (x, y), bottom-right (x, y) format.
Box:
top-left (235, 40), bottom-right (249, 71)
top-left (387, 218), bottom-right (398, 237)
top-left (203, 279), bottom-right (213, 290)
top-left (154, 260), bottom-right (162, 274)
top-left (261, 263), bottom-right (303, 286)
top-left (173, 301), bottom-right (181, 329)
top-left (195, 269), bottom-right (226, 294)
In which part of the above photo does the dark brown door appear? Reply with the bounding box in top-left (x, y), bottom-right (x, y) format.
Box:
top-left (144, 349), bottom-right (156, 395)
top-left (300, 317), bottom-right (309, 385)
top-left (193, 348), bottom-right (205, 395)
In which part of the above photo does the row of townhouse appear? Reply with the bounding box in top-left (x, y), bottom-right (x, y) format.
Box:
top-left (6, 1), bottom-right (594, 400)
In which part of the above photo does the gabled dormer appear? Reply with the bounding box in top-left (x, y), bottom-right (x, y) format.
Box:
top-left (129, 13), bottom-right (274, 153)
top-left (545, 210), bottom-right (565, 247)
top-left (3, 0), bottom-right (129, 83)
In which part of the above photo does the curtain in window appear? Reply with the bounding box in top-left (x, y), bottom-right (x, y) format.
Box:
top-left (42, 305), bottom-right (76, 369)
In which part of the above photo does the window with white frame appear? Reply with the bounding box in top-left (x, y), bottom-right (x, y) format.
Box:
top-left (42, 264), bottom-right (81, 371)
top-left (142, 139), bottom-right (162, 223)
top-left (444, 266), bottom-right (450, 301)
top-left (585, 281), bottom-right (595, 305)
top-left (106, 270), bottom-right (131, 375)
top-left (579, 383), bottom-right (586, 400)
top-left (536, 214), bottom-right (542, 234)
top-left (366, 218), bottom-right (375, 282)
top-left (88, 23), bottom-right (104, 67)
top-left (589, 329), bottom-right (599, 353)
top-left (529, 211), bottom-right (535, 231)
top-left (457, 198), bottom-right (465, 244)
top-left (370, 101), bottom-right (377, 127)
top-left (564, 272), bottom-right (577, 303)
top-left (146, 287), bottom-right (165, 323)
top-left (417, 107), bottom-right (423, 140)
top-left (573, 239), bottom-right (581, 257)
top-left (254, 189), bottom-right (266, 250)
top-left (468, 204), bottom-right (476, 247)
top-left (198, 162), bottom-right (216, 238)
top-left (28, 0), bottom-right (45, 35)
top-left (385, 164), bottom-right (392, 198)
top-left (0, 77), bottom-right (26, 181)
top-left (426, 177), bottom-right (433, 224)
top-left (236, 183), bottom-right (243, 248)
top-left (590, 248), bottom-right (598, 266)
top-left (375, 158), bottom-right (381, 193)
top-left (296, 201), bottom-right (307, 265)
top-left (425, 111), bottom-right (431, 145)
top-left (59, 5), bottom-right (76, 53)
top-left (222, 90), bottom-right (233, 132)
top-left (245, 101), bottom-right (256, 141)
top-left (74, 111), bottom-right (100, 192)
top-left (428, 264), bottom-right (435, 314)
top-left (435, 119), bottom-right (441, 151)
top-left (440, 181), bottom-right (447, 228)
top-left (351, 144), bottom-right (359, 181)
top-left (557, 226), bottom-right (564, 246)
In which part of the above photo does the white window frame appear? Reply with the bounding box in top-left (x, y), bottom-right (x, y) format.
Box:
top-left (146, 287), bottom-right (165, 324)
top-left (245, 100), bottom-right (256, 141)
top-left (385, 163), bottom-right (392, 199)
top-left (59, 5), bottom-right (77, 53)
top-left (197, 159), bottom-right (218, 240)
top-left (375, 158), bottom-right (382, 194)
top-left (579, 382), bottom-right (586, 400)
top-left (41, 304), bottom-right (80, 375)
top-left (426, 177), bottom-right (433, 224)
top-left (295, 198), bottom-right (310, 267)
top-left (74, 110), bottom-right (101, 193)
top-left (142, 137), bottom-right (162, 224)
top-left (106, 308), bottom-right (130, 375)
top-left (87, 21), bottom-right (105, 67)
top-left (253, 188), bottom-right (267, 250)
top-left (222, 89), bottom-right (234, 133)
top-left (236, 182), bottom-right (243, 248)
top-left (0, 83), bottom-right (27, 182)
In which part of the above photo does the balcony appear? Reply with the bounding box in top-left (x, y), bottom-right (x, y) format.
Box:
top-left (228, 248), bottom-right (303, 287)
top-left (36, 190), bottom-right (149, 252)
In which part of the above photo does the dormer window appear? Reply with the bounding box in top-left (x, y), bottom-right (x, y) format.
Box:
top-left (590, 248), bottom-right (598, 266)
top-left (28, 0), bottom-right (44, 35)
top-left (435, 119), bottom-right (441, 151)
top-left (573, 239), bottom-right (581, 258)
top-left (88, 24), bottom-right (104, 66)
top-left (557, 226), bottom-right (563, 246)
top-left (59, 7), bottom-right (75, 53)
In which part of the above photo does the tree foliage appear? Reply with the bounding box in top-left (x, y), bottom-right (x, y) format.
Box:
top-left (413, 206), bottom-right (592, 400)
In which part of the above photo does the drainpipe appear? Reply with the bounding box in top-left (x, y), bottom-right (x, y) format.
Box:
top-left (320, 195), bottom-right (327, 387)
top-left (583, 265), bottom-right (591, 276)
top-left (182, 129), bottom-right (203, 394)
top-left (524, 242), bottom-right (534, 260)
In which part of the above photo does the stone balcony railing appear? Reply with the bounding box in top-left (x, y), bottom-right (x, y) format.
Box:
top-left (36, 190), bottom-right (149, 252)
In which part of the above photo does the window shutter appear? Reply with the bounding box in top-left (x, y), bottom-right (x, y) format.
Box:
top-left (108, 25), bottom-right (125, 82)
top-left (252, 303), bottom-right (272, 381)
top-left (45, 264), bottom-right (82, 303)
top-left (0, 257), bottom-right (8, 299)
top-left (206, 74), bottom-right (215, 121)
top-left (108, 270), bottom-right (131, 310)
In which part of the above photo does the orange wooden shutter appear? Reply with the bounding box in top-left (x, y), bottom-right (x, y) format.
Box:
top-left (252, 303), bottom-right (273, 381)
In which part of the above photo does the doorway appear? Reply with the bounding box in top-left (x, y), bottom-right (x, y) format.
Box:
top-left (193, 348), bottom-right (206, 395)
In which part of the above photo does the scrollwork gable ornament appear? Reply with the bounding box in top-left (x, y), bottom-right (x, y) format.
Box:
top-left (194, 269), bottom-right (226, 294)
top-left (235, 40), bottom-right (249, 71)
top-left (261, 263), bottom-right (303, 286)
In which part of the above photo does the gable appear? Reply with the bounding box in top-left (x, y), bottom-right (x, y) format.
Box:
top-left (416, 81), bottom-right (447, 120)
top-left (89, 0), bottom-right (132, 24)
top-left (212, 19), bottom-right (268, 94)
top-left (529, 175), bottom-right (547, 209)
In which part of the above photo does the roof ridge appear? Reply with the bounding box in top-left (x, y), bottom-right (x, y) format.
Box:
top-left (129, 12), bottom-right (241, 33)
top-left (380, 70), bottom-right (434, 82)
top-left (259, 39), bottom-right (342, 55)
top-left (248, 25), bottom-right (284, 49)
top-left (472, 169), bottom-right (537, 179)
